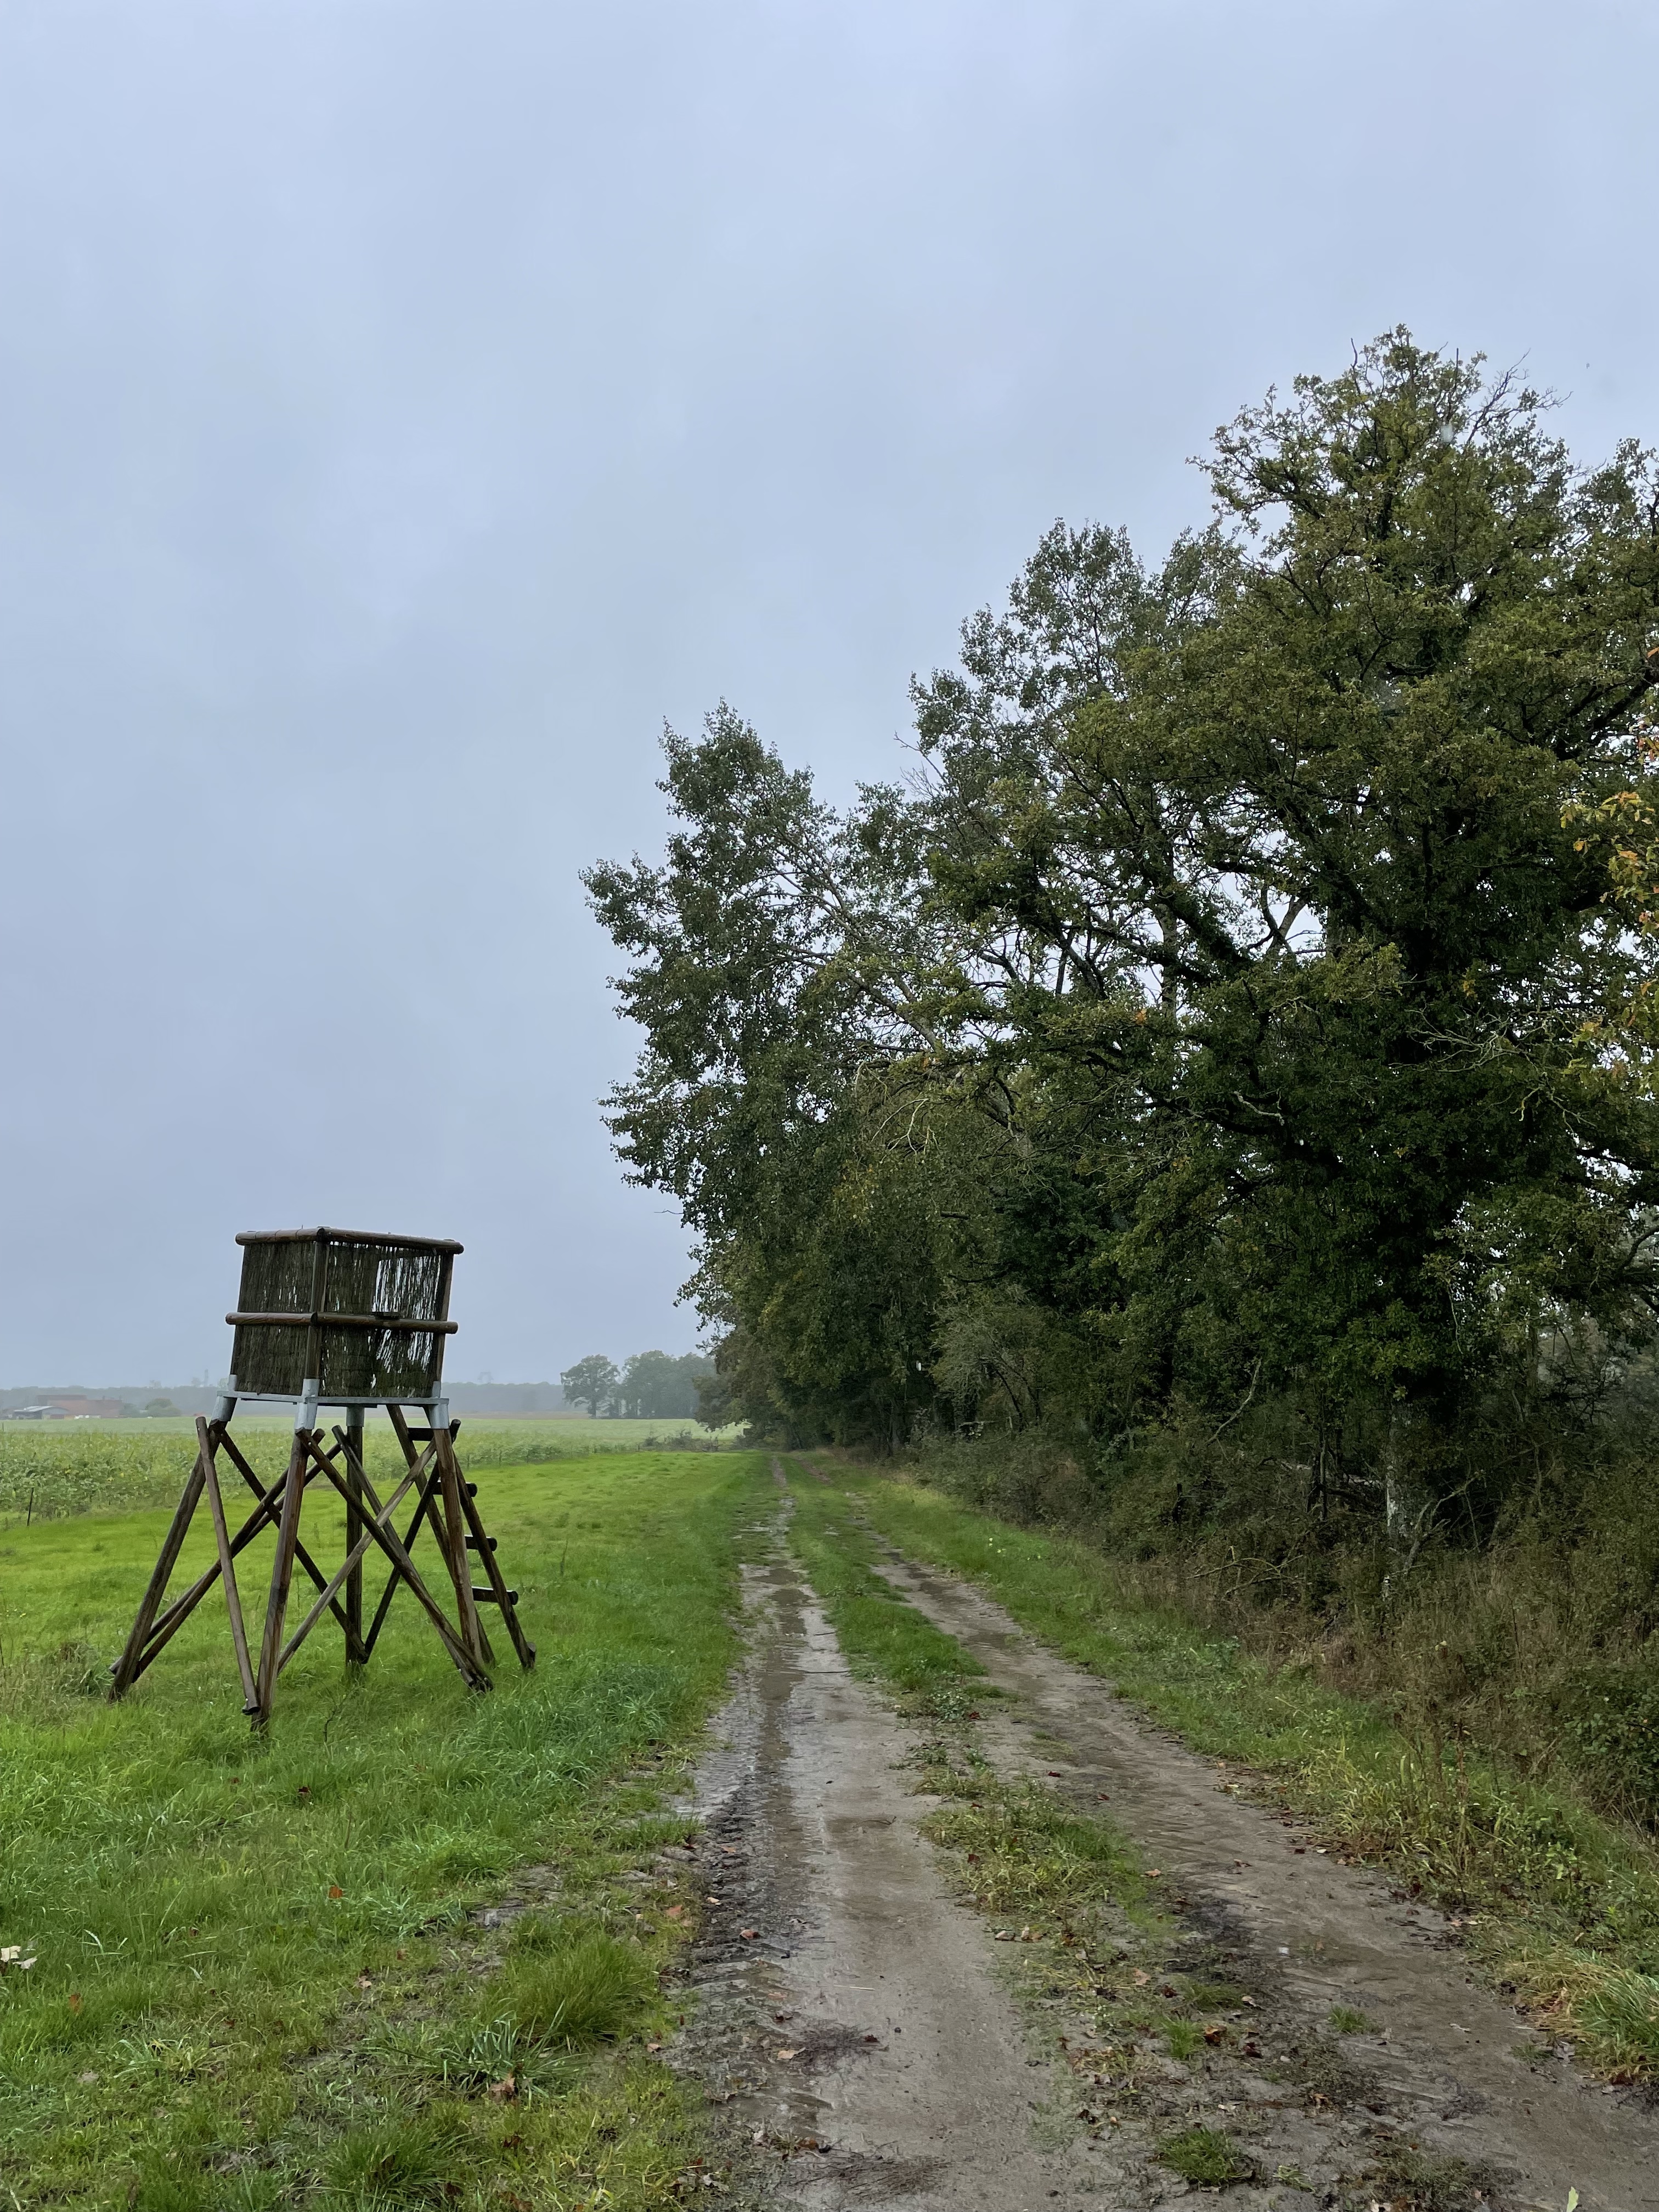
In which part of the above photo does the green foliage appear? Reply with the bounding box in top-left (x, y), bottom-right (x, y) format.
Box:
top-left (488, 1924), bottom-right (656, 2049)
top-left (560, 1352), bottom-right (620, 1417)
top-left (1156, 2125), bottom-right (1249, 2184)
top-left (0, 1423), bottom-right (218, 1522)
top-left (320, 2111), bottom-right (471, 2207)
top-left (785, 1472), bottom-right (985, 1706)
top-left (617, 1347), bottom-right (713, 1420)
top-left (557, 1351), bottom-right (714, 1420)
top-left (588, 329), bottom-right (1659, 1564)
top-left (1558, 1663), bottom-right (1659, 1825)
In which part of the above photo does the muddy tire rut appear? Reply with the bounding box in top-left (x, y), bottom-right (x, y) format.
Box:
top-left (664, 1500), bottom-right (1657, 2210)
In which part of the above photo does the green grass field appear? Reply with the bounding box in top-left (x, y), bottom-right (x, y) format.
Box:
top-left (0, 1447), bottom-right (773, 2208)
top-left (0, 1419), bottom-right (737, 1528)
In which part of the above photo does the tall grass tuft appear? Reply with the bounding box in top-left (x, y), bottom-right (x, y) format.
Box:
top-left (320, 2111), bottom-right (472, 2208)
top-left (488, 1921), bottom-right (657, 2050)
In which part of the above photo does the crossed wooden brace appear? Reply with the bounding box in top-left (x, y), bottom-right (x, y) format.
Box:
top-left (109, 1408), bottom-right (533, 1723)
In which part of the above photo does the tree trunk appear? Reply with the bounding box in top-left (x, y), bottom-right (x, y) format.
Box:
top-left (1381, 1395), bottom-right (1435, 1587)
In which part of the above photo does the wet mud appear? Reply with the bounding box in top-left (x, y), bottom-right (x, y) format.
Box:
top-left (874, 1547), bottom-right (1659, 2212)
top-left (665, 1494), bottom-right (1659, 2209)
top-left (673, 1542), bottom-right (1106, 2209)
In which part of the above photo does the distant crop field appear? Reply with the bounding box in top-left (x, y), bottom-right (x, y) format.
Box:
top-left (0, 1415), bottom-right (737, 1527)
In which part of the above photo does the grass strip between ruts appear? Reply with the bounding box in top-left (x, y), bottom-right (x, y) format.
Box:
top-left (822, 1462), bottom-right (1659, 2081)
top-left (787, 1464), bottom-right (1533, 2206)
top-left (0, 1449), bottom-right (775, 2209)
top-left (781, 1462), bottom-right (1281, 2187)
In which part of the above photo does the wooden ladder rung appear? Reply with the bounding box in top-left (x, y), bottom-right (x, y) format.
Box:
top-left (472, 1586), bottom-right (519, 1606)
top-left (465, 1533), bottom-right (497, 1551)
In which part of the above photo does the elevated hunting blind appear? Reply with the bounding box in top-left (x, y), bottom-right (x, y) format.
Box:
top-left (111, 1228), bottom-right (534, 1725)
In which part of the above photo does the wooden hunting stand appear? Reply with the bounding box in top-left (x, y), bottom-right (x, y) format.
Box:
top-left (110, 1227), bottom-right (534, 1725)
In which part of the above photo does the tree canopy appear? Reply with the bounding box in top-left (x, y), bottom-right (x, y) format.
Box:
top-left (588, 334), bottom-right (1659, 1538)
top-left (558, 1350), bottom-right (714, 1419)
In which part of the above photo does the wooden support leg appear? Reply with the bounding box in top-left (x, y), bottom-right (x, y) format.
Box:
top-left (363, 1407), bottom-right (442, 1654)
top-left (253, 1424), bottom-right (311, 1725)
top-left (217, 1426), bottom-right (354, 1641)
top-left (455, 1466), bottom-right (536, 1669)
top-left (328, 1419), bottom-right (439, 1659)
top-left (198, 1417), bottom-right (257, 1712)
top-left (432, 1416), bottom-right (489, 1668)
top-left (344, 1412), bottom-right (366, 1666)
top-left (122, 1465), bottom-right (296, 1685)
top-left (304, 1434), bottom-right (489, 1690)
top-left (362, 1468), bottom-right (443, 1660)
top-left (276, 1453), bottom-right (427, 1677)
top-left (109, 1452), bottom-right (208, 1699)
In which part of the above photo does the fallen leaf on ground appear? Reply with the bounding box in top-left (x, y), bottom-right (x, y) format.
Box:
top-left (665, 1905), bottom-right (685, 1920)
top-left (1132, 1970), bottom-right (1150, 1987)
top-left (739, 1927), bottom-right (759, 1939)
top-left (486, 2074), bottom-right (517, 2101)
top-left (775, 2047), bottom-right (799, 2060)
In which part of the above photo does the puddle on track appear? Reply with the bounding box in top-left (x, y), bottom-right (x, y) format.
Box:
top-left (672, 1533), bottom-right (1120, 2210)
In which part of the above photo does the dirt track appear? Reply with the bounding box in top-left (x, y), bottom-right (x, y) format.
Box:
top-left (667, 1497), bottom-right (1658, 2211)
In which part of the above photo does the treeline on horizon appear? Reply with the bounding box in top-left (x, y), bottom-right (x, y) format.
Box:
top-left (586, 334), bottom-right (1659, 1819)
top-left (557, 1347), bottom-right (714, 1420)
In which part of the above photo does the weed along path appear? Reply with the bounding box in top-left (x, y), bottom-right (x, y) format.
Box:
top-left (670, 1473), bottom-right (1659, 2212)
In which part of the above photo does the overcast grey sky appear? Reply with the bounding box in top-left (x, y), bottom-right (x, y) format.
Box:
top-left (2, 0), bottom-right (1654, 1385)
